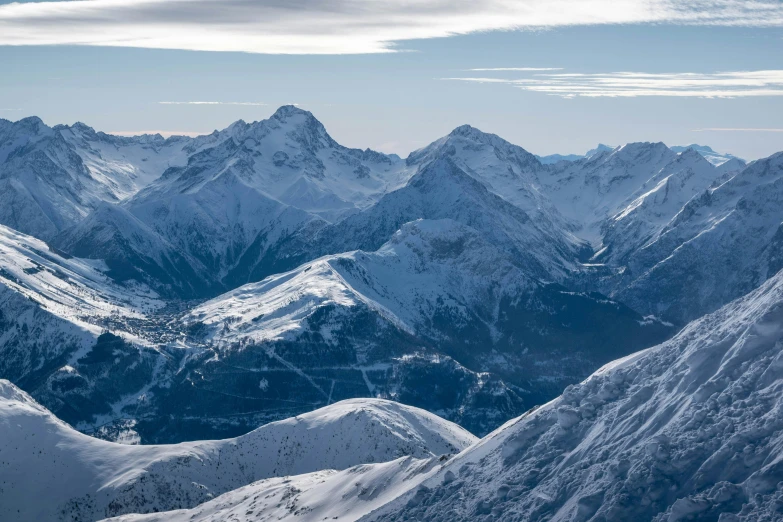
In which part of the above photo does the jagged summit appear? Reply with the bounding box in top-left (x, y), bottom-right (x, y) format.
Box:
top-left (410, 123), bottom-right (541, 166)
top-left (585, 143), bottom-right (616, 158)
top-left (271, 103), bottom-right (314, 119)
top-left (12, 115), bottom-right (46, 130)
top-left (671, 146), bottom-right (717, 169)
top-left (612, 140), bottom-right (671, 159)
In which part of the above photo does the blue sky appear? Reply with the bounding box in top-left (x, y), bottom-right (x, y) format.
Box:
top-left (0, 0), bottom-right (782, 160)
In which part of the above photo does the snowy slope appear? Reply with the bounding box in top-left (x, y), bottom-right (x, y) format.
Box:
top-left (129, 167), bottom-right (321, 287)
top-left (182, 218), bottom-right (670, 435)
top-left (597, 148), bottom-right (726, 265)
top-left (306, 156), bottom-right (588, 284)
top-left (104, 456), bottom-right (446, 522)
top-left (542, 142), bottom-right (680, 242)
top-left (130, 105), bottom-right (406, 222)
top-left (361, 265), bottom-right (783, 522)
top-left (0, 222), bottom-right (159, 329)
top-left (0, 222), bottom-right (161, 382)
top-left (187, 219), bottom-right (536, 344)
top-left (0, 381), bottom-right (476, 522)
top-left (56, 123), bottom-right (195, 199)
top-left (103, 266), bottom-right (783, 522)
top-left (52, 202), bottom-right (219, 298)
top-left (611, 151), bottom-right (783, 323)
top-left (407, 125), bottom-right (548, 215)
top-left (405, 125), bottom-right (585, 256)
top-left (0, 117), bottom-right (119, 239)
top-left (0, 223), bottom-right (175, 433)
top-left (0, 117), bottom-right (197, 241)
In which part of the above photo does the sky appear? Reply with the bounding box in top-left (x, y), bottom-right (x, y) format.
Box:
top-left (0, 0), bottom-right (782, 160)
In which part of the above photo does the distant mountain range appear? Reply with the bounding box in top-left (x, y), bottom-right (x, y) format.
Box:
top-left (2, 106), bottom-right (781, 447)
top-left (537, 142), bottom-right (743, 166)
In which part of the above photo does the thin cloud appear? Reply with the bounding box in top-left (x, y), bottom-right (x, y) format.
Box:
top-left (159, 101), bottom-right (267, 106)
top-left (694, 127), bottom-right (783, 132)
top-left (444, 70), bottom-right (783, 98)
top-left (0, 1), bottom-right (782, 54)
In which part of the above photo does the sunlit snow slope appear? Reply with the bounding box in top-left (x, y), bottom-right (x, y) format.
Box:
top-left (364, 267), bottom-right (783, 521)
top-left (0, 382), bottom-right (475, 521)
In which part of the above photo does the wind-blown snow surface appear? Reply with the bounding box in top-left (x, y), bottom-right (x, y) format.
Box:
top-left (361, 267), bottom-right (783, 522)
top-left (104, 457), bottom-right (446, 522)
top-left (0, 381), bottom-right (475, 522)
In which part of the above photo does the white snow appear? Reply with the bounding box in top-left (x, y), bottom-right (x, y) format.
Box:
top-left (362, 266), bottom-right (783, 521)
top-left (0, 382), bottom-right (476, 521)
top-left (104, 456), bottom-right (446, 522)
top-left (186, 218), bottom-right (533, 345)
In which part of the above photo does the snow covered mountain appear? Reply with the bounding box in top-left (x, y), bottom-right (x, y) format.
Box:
top-left (4, 108), bottom-right (783, 500)
top-left (51, 106), bottom-right (407, 296)
top-left (54, 118), bottom-right (591, 296)
top-left (0, 380), bottom-right (475, 521)
top-left (608, 151), bottom-right (783, 323)
top-left (136, 106), bottom-right (407, 221)
top-left (97, 265), bottom-right (783, 522)
top-left (597, 148), bottom-right (730, 266)
top-left (537, 143), bottom-right (616, 165)
top-left (0, 117), bottom-right (196, 240)
top-left (541, 141), bottom-right (681, 242)
top-left (361, 265), bottom-right (783, 522)
top-left (273, 149), bottom-right (588, 288)
top-left (0, 221), bottom-right (160, 384)
top-left (0, 222), bottom-right (183, 436)
top-left (670, 144), bottom-right (745, 166)
top-left (51, 202), bottom-right (220, 298)
top-left (180, 218), bottom-right (671, 436)
top-left (104, 456), bottom-right (447, 522)
top-left (0, 216), bottom-right (669, 441)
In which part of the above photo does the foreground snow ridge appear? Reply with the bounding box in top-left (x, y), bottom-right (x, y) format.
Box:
top-left (0, 387), bottom-right (475, 521)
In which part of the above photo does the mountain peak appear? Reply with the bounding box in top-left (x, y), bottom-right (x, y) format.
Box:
top-left (617, 141), bottom-right (668, 152)
top-left (672, 143), bottom-right (715, 153)
top-left (271, 104), bottom-right (314, 121)
top-left (585, 143), bottom-right (616, 158)
top-left (446, 124), bottom-right (499, 142)
top-left (438, 125), bottom-right (538, 162)
top-left (13, 116), bottom-right (47, 134)
top-left (677, 146), bottom-right (710, 162)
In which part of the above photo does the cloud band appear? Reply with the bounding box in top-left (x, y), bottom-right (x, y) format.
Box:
top-left (0, 0), bottom-right (782, 54)
top-left (444, 70), bottom-right (783, 98)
